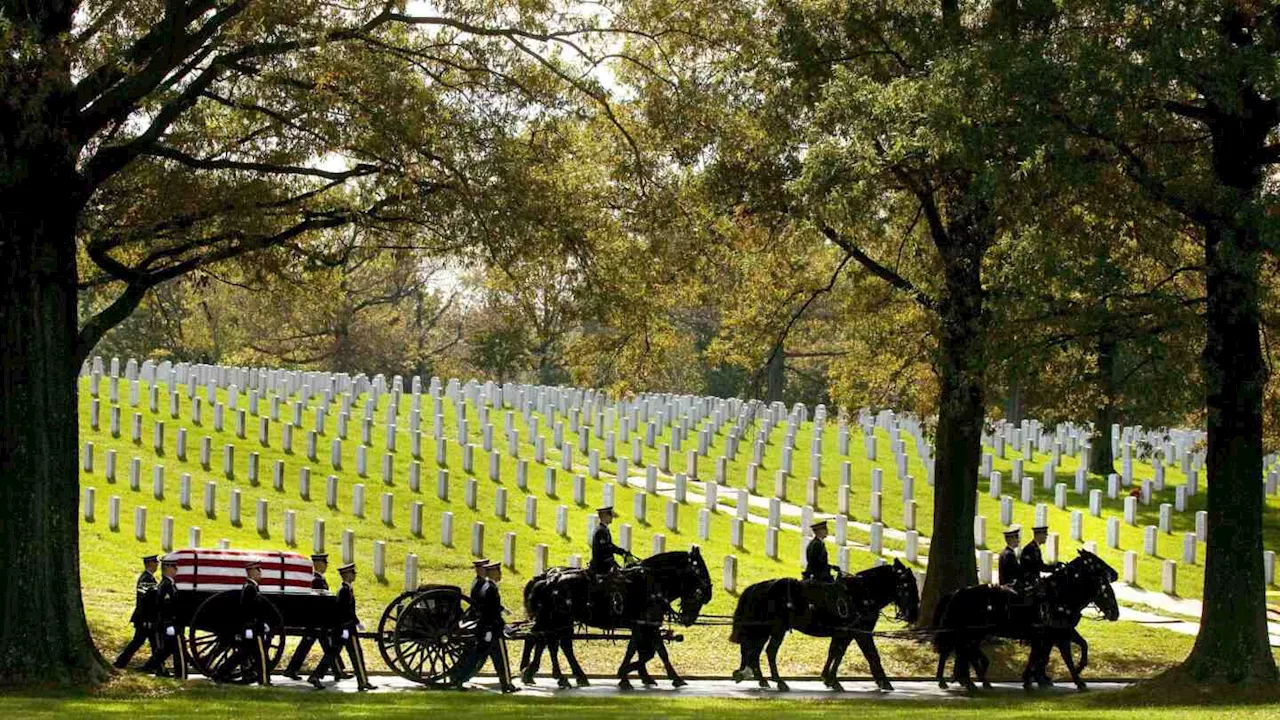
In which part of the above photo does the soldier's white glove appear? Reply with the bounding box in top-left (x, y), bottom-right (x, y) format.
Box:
top-left (341, 629), bottom-right (350, 640)
top-left (244, 629), bottom-right (254, 639)
top-left (263, 624), bottom-right (270, 635)
top-left (165, 626), bottom-right (175, 637)
top-left (484, 631), bottom-right (492, 643)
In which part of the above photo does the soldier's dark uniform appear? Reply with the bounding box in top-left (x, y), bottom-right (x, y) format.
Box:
top-left (450, 563), bottom-right (515, 692)
top-left (113, 557), bottom-right (159, 668)
top-left (239, 566), bottom-right (271, 685)
top-left (803, 535), bottom-right (833, 583)
top-left (589, 509), bottom-right (628, 575)
top-left (308, 564), bottom-right (374, 691)
top-left (144, 561), bottom-right (187, 679)
top-left (283, 554), bottom-right (343, 679)
top-left (998, 545), bottom-right (1022, 587)
top-left (1018, 527), bottom-right (1062, 587)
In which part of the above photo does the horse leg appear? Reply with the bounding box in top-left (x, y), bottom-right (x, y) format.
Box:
top-left (1022, 639), bottom-right (1048, 690)
top-left (616, 636), bottom-right (638, 690)
top-left (953, 636), bottom-right (976, 692)
top-left (855, 633), bottom-right (892, 692)
top-left (519, 637), bottom-right (540, 685)
top-left (765, 631), bottom-right (788, 692)
top-left (971, 642), bottom-right (992, 690)
top-left (547, 635), bottom-right (571, 689)
top-left (732, 635), bottom-right (752, 683)
top-left (750, 636), bottom-right (769, 689)
top-left (1056, 634), bottom-right (1085, 690)
top-left (560, 637), bottom-right (589, 686)
top-left (653, 635), bottom-right (685, 687)
top-left (825, 637), bottom-right (850, 691)
top-left (820, 639), bottom-right (838, 687)
top-left (935, 632), bottom-right (952, 690)
top-left (635, 633), bottom-right (658, 687)
top-left (1071, 629), bottom-right (1088, 673)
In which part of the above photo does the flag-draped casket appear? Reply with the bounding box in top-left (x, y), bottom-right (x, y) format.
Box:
top-left (164, 548), bottom-right (316, 595)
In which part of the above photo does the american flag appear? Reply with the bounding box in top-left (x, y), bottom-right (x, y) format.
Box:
top-left (163, 548), bottom-right (316, 594)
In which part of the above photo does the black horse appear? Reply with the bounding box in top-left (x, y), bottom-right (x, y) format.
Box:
top-left (729, 559), bottom-right (920, 692)
top-left (519, 548), bottom-right (712, 688)
top-left (932, 549), bottom-right (1120, 691)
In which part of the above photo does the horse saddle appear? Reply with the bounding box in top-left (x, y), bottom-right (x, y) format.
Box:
top-left (799, 580), bottom-right (855, 624)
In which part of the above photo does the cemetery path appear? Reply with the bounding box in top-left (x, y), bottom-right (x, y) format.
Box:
top-left (186, 674), bottom-right (1133, 698)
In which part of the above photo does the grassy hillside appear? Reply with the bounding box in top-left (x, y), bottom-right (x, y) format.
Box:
top-left (76, 372), bottom-right (1280, 680)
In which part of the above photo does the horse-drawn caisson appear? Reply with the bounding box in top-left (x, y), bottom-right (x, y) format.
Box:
top-left (118, 525), bottom-right (1119, 691)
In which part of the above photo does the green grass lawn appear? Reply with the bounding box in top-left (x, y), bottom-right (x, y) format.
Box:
top-left (76, 375), bottom-right (1280, 683)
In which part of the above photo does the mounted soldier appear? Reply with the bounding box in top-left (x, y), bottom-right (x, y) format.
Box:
top-left (589, 506), bottom-right (631, 576)
top-left (802, 520), bottom-right (834, 583)
top-left (1018, 525), bottom-right (1062, 587)
top-left (998, 525), bottom-right (1022, 587)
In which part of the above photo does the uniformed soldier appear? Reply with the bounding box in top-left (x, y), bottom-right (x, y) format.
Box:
top-left (307, 562), bottom-right (375, 691)
top-left (283, 553), bottom-right (346, 680)
top-left (589, 506), bottom-right (630, 575)
top-left (998, 525), bottom-right (1022, 587)
top-left (469, 558), bottom-right (490, 605)
top-left (239, 561), bottom-right (271, 685)
top-left (1019, 524), bottom-right (1062, 583)
top-left (143, 557), bottom-right (186, 679)
top-left (802, 520), bottom-right (834, 582)
top-left (450, 561), bottom-right (517, 693)
top-left (113, 554), bottom-right (160, 669)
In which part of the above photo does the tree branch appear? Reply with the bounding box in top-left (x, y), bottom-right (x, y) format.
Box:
top-left (819, 224), bottom-right (938, 311)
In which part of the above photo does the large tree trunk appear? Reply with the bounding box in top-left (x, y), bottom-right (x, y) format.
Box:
top-left (919, 217), bottom-right (988, 625)
top-left (0, 12), bottom-right (109, 684)
top-left (1088, 333), bottom-right (1118, 476)
top-left (1178, 116), bottom-right (1277, 679)
top-left (765, 347), bottom-right (785, 403)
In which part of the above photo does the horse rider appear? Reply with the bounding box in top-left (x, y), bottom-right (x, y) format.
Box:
top-left (284, 553), bottom-right (347, 680)
top-left (1019, 524), bottom-right (1062, 585)
top-left (308, 562), bottom-right (375, 691)
top-left (450, 561), bottom-right (518, 693)
top-left (590, 506), bottom-right (632, 577)
top-left (143, 556), bottom-right (186, 679)
top-left (802, 519), bottom-right (834, 583)
top-left (998, 525), bottom-right (1022, 587)
top-left (113, 554), bottom-right (159, 669)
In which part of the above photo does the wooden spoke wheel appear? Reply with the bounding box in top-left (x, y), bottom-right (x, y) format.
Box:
top-left (375, 590), bottom-right (421, 676)
top-left (390, 587), bottom-right (475, 685)
top-left (187, 590), bottom-right (284, 683)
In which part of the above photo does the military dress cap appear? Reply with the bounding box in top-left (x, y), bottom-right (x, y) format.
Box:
top-left (810, 519), bottom-right (829, 530)
top-left (1003, 525), bottom-right (1022, 537)
top-left (311, 553), bottom-right (329, 561)
top-left (338, 562), bottom-right (357, 573)
top-left (1032, 525), bottom-right (1049, 533)
top-left (142, 554), bottom-right (159, 562)
top-left (472, 558), bottom-right (490, 568)
top-left (596, 506), bottom-right (615, 514)
top-left (161, 557), bottom-right (179, 567)
top-left (244, 560), bottom-right (262, 570)
top-left (484, 560), bottom-right (501, 570)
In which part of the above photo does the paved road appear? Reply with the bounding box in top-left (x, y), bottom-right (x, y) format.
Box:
top-left (208, 674), bottom-right (1130, 699)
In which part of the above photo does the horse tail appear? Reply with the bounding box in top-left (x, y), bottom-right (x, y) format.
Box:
top-left (729, 582), bottom-right (760, 644)
top-left (931, 591), bottom-right (954, 652)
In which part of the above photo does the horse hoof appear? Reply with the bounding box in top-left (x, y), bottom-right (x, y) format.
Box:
top-left (982, 682), bottom-right (993, 690)
top-left (1038, 679), bottom-right (1054, 689)
top-left (877, 682), bottom-right (893, 693)
top-left (732, 669), bottom-right (745, 683)
top-left (1076, 681), bottom-right (1088, 691)
top-left (618, 679), bottom-right (633, 691)
top-left (520, 669), bottom-right (535, 685)
top-left (938, 681), bottom-right (948, 690)
top-left (757, 679), bottom-right (769, 689)
top-left (775, 680), bottom-right (790, 692)
top-left (1023, 682), bottom-right (1034, 692)
top-left (642, 677), bottom-right (657, 687)
top-left (829, 681), bottom-right (845, 692)
top-left (557, 677), bottom-right (571, 689)
top-left (672, 678), bottom-right (688, 688)
top-left (575, 676), bottom-right (590, 687)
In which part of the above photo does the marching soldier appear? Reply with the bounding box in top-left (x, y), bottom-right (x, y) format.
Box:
top-left (143, 557), bottom-right (186, 679)
top-left (998, 525), bottom-right (1022, 587)
top-left (239, 561), bottom-right (271, 685)
top-left (589, 506), bottom-right (630, 575)
top-left (450, 561), bottom-right (517, 693)
top-left (1019, 524), bottom-right (1062, 583)
top-left (802, 520), bottom-right (834, 582)
top-left (308, 563), bottom-right (375, 691)
top-left (469, 558), bottom-right (490, 604)
top-left (113, 554), bottom-right (160, 669)
top-left (283, 553), bottom-right (346, 680)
